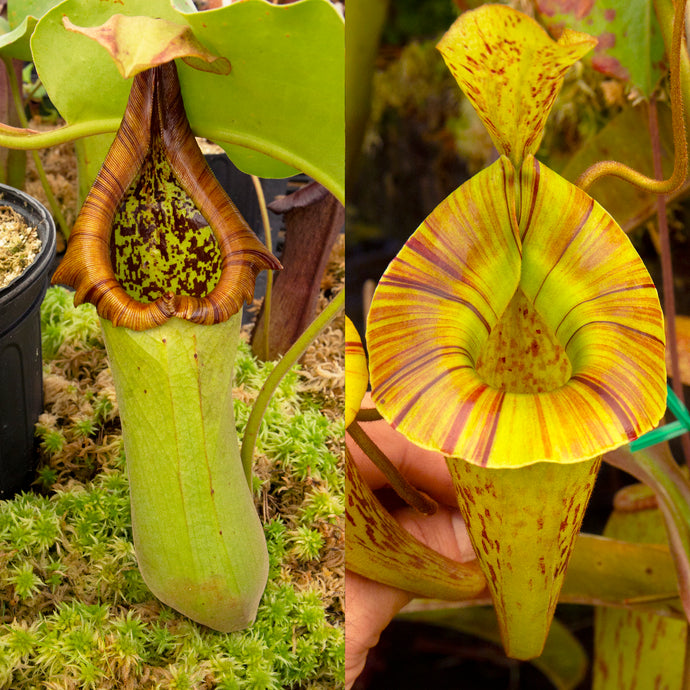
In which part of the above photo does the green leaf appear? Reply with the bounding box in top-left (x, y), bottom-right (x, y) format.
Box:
top-left (592, 486), bottom-right (688, 689)
top-left (0, 0), bottom-right (64, 60)
top-left (536, 0), bottom-right (666, 96)
top-left (0, 16), bottom-right (37, 60)
top-left (180, 0), bottom-right (343, 194)
top-left (30, 0), bottom-right (344, 199)
top-left (7, 0), bottom-right (63, 29)
top-left (400, 607), bottom-right (588, 690)
top-left (563, 534), bottom-right (681, 614)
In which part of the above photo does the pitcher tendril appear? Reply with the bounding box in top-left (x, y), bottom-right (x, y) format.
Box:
top-left (575, 0), bottom-right (688, 194)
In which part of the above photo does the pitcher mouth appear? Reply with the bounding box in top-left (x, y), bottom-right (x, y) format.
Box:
top-left (52, 62), bottom-right (280, 332)
top-left (367, 156), bottom-right (665, 468)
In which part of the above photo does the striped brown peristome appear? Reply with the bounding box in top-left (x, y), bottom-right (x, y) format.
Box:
top-left (52, 61), bottom-right (280, 331)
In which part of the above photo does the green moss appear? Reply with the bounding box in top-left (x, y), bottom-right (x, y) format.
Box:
top-left (0, 287), bottom-right (343, 688)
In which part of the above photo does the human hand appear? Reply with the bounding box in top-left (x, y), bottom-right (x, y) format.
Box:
top-left (345, 395), bottom-right (476, 689)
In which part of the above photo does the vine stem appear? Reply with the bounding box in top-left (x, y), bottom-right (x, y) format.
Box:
top-left (2, 57), bottom-right (70, 240)
top-left (0, 118), bottom-right (121, 149)
top-left (240, 288), bottom-right (344, 482)
top-left (649, 96), bottom-right (690, 464)
top-left (575, 0), bottom-right (687, 194)
top-left (355, 407), bottom-right (383, 422)
top-left (348, 420), bottom-right (438, 514)
top-left (251, 175), bottom-right (274, 360)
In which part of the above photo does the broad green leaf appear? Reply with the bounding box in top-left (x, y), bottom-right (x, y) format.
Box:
top-left (536, 0), bottom-right (665, 96)
top-left (345, 452), bottom-right (487, 601)
top-left (0, 15), bottom-right (38, 60)
top-left (401, 607), bottom-right (588, 690)
top-left (592, 484), bottom-right (688, 689)
top-left (367, 155), bottom-right (666, 467)
top-left (345, 316), bottom-right (368, 428)
top-left (7, 0), bottom-right (63, 29)
top-left (102, 314), bottom-right (269, 632)
top-left (0, 0), bottom-right (60, 60)
top-left (437, 4), bottom-right (595, 168)
top-left (446, 456), bottom-right (600, 660)
top-left (30, 0), bottom-right (344, 199)
top-left (180, 0), bottom-right (343, 193)
top-left (563, 534), bottom-right (681, 613)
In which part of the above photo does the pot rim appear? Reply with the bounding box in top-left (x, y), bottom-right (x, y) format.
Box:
top-left (0, 183), bottom-right (57, 301)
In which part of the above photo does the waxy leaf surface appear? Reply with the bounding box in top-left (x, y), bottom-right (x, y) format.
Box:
top-left (31, 0), bottom-right (344, 199)
top-left (367, 155), bottom-right (666, 467)
top-left (0, 0), bottom-right (58, 60)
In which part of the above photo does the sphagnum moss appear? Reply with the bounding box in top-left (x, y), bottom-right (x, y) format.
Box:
top-left (0, 286), bottom-right (344, 689)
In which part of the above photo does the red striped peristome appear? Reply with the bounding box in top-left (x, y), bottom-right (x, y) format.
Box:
top-left (366, 155), bottom-right (666, 469)
top-left (52, 62), bottom-right (280, 331)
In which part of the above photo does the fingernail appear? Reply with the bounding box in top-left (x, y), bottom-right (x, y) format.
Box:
top-left (451, 512), bottom-right (475, 562)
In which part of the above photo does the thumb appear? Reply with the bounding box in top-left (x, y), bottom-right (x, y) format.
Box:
top-left (345, 506), bottom-right (475, 688)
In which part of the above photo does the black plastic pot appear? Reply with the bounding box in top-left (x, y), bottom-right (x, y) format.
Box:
top-left (0, 185), bottom-right (56, 498)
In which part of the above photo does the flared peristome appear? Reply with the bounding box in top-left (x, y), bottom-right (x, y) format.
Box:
top-left (52, 62), bottom-right (280, 331)
top-left (345, 316), bottom-right (369, 428)
top-left (367, 155), bottom-right (666, 468)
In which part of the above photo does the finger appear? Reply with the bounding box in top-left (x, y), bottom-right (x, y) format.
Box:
top-left (345, 571), bottom-right (410, 689)
top-left (345, 507), bottom-right (477, 689)
top-left (394, 505), bottom-right (476, 564)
